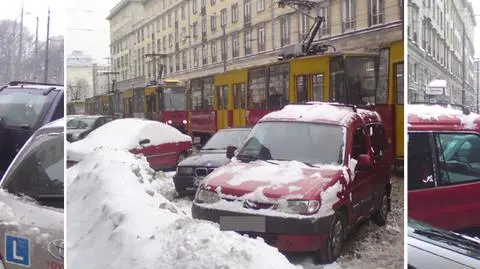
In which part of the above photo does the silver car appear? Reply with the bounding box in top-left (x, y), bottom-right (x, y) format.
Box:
top-left (408, 218), bottom-right (480, 269)
top-left (0, 118), bottom-right (64, 268)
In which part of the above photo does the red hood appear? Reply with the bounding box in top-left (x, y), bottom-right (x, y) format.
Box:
top-left (201, 160), bottom-right (347, 201)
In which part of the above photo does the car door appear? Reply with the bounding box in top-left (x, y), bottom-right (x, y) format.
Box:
top-left (348, 125), bottom-right (375, 221)
top-left (408, 132), bottom-right (480, 231)
top-left (0, 128), bottom-right (64, 269)
top-left (367, 123), bottom-right (391, 204)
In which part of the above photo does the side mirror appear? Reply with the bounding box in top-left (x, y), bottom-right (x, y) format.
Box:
top-left (356, 154), bottom-right (373, 170)
top-left (139, 138), bottom-right (151, 146)
top-left (226, 146), bottom-right (237, 159)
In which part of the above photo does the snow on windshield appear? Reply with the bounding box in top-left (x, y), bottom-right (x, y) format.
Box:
top-left (0, 90), bottom-right (48, 127)
top-left (67, 148), bottom-right (299, 269)
top-left (67, 118), bottom-right (191, 161)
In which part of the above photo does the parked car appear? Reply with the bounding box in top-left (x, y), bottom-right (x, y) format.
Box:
top-left (0, 118), bottom-right (64, 268)
top-left (66, 115), bottom-right (115, 142)
top-left (173, 128), bottom-right (251, 196)
top-left (192, 103), bottom-right (392, 263)
top-left (67, 118), bottom-right (193, 170)
top-left (408, 104), bottom-right (480, 232)
top-left (408, 218), bottom-right (480, 269)
top-left (0, 81), bottom-right (64, 174)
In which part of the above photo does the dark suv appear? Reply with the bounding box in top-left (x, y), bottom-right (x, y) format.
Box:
top-left (0, 81), bottom-right (64, 174)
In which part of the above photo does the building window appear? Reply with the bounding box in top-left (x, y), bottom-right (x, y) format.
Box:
top-left (181, 5), bottom-right (186, 19)
top-left (211, 14), bottom-right (217, 31)
top-left (182, 51), bottom-right (187, 69)
top-left (280, 15), bottom-right (290, 47)
top-left (221, 36), bottom-right (226, 60)
top-left (163, 36), bottom-right (167, 50)
top-left (168, 13), bottom-right (172, 27)
top-left (318, 3), bottom-right (330, 36)
top-left (202, 44), bottom-right (208, 65)
top-left (232, 32), bottom-right (239, 58)
top-left (212, 41), bottom-right (217, 63)
top-left (169, 34), bottom-right (173, 48)
top-left (342, 0), bottom-right (356, 31)
top-left (221, 9), bottom-right (227, 26)
top-left (299, 13), bottom-right (308, 41)
top-left (211, 0), bottom-right (215, 5)
top-left (244, 0), bottom-right (251, 23)
top-left (257, 0), bottom-right (264, 12)
top-left (193, 0), bottom-right (198, 14)
top-left (258, 25), bottom-right (265, 52)
top-left (232, 3), bottom-right (239, 22)
top-left (176, 53), bottom-right (180, 71)
top-left (162, 16), bottom-right (166, 29)
top-left (193, 22), bottom-right (198, 37)
top-left (194, 47), bottom-right (199, 67)
top-left (409, 5), bottom-right (418, 42)
top-left (245, 28), bottom-right (252, 55)
top-left (202, 16), bottom-right (207, 33)
top-left (368, 0), bottom-right (384, 26)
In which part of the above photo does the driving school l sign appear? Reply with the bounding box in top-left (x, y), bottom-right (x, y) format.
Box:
top-left (5, 234), bottom-right (30, 267)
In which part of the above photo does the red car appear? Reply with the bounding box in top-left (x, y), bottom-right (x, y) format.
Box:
top-left (192, 103), bottom-right (392, 263)
top-left (408, 104), bottom-right (480, 232)
top-left (67, 118), bottom-right (192, 170)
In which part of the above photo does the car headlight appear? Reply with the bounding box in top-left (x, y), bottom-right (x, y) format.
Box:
top-left (176, 166), bottom-right (194, 175)
top-left (195, 188), bottom-right (220, 204)
top-left (182, 120), bottom-right (187, 124)
top-left (167, 120), bottom-right (173, 124)
top-left (277, 200), bottom-right (320, 215)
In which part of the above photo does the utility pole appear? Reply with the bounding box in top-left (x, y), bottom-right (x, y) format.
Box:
top-left (34, 16), bottom-right (39, 82)
top-left (43, 8), bottom-right (51, 83)
top-left (18, 4), bottom-right (24, 80)
top-left (144, 53), bottom-right (166, 83)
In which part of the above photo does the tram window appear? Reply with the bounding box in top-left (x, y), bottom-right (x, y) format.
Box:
top-left (330, 56), bottom-right (345, 103)
top-left (216, 86), bottom-right (228, 110)
top-left (295, 76), bottom-right (307, 103)
top-left (233, 83), bottom-right (246, 109)
top-left (248, 68), bottom-right (267, 109)
top-left (191, 80), bottom-right (203, 110)
top-left (396, 63), bottom-right (404, 104)
top-left (345, 57), bottom-right (376, 105)
top-left (352, 127), bottom-right (367, 159)
top-left (203, 79), bottom-right (214, 109)
top-left (376, 48), bottom-right (389, 104)
top-left (312, 74), bottom-right (324, 101)
top-left (268, 64), bottom-right (289, 109)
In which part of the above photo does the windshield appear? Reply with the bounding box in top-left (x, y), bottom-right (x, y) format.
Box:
top-left (236, 122), bottom-right (345, 165)
top-left (164, 87), bottom-right (185, 111)
top-left (67, 117), bottom-right (96, 129)
top-left (203, 129), bottom-right (251, 150)
top-left (1, 131), bottom-right (64, 208)
top-left (0, 88), bottom-right (49, 127)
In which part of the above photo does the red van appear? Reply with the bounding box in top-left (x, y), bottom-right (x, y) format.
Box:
top-left (192, 103), bottom-right (392, 263)
top-left (408, 104), bottom-right (480, 232)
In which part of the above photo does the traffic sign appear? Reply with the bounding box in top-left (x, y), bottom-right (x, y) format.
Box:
top-left (5, 235), bottom-right (30, 267)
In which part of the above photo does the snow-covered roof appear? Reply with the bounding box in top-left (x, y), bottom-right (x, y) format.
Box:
top-left (428, 79), bottom-right (447, 88)
top-left (408, 104), bottom-right (480, 130)
top-left (67, 148), bottom-right (298, 269)
top-left (67, 118), bottom-right (191, 161)
top-left (260, 103), bottom-right (359, 125)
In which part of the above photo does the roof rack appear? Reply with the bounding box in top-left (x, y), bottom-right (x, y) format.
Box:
top-left (410, 102), bottom-right (470, 115)
top-left (8, 81), bottom-right (63, 87)
top-left (302, 101), bottom-right (357, 112)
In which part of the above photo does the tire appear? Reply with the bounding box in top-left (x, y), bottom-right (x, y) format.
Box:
top-left (318, 211), bottom-right (346, 264)
top-left (372, 192), bottom-right (389, 226)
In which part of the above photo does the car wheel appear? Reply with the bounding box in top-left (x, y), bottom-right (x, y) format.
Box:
top-left (318, 211), bottom-right (346, 264)
top-left (372, 192), bottom-right (389, 226)
top-left (176, 152), bottom-right (187, 166)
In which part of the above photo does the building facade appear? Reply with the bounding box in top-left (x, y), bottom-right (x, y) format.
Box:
top-left (407, 0), bottom-right (476, 108)
top-left (475, 58), bottom-right (480, 112)
top-left (108, 0), bottom-right (403, 92)
top-left (66, 51), bottom-right (94, 101)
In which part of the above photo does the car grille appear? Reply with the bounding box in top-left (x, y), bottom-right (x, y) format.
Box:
top-left (195, 167), bottom-right (215, 177)
top-left (243, 200), bottom-right (275, 210)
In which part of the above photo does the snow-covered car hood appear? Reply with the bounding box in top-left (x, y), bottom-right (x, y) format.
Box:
top-left (178, 150), bottom-right (228, 167)
top-left (201, 159), bottom-right (346, 201)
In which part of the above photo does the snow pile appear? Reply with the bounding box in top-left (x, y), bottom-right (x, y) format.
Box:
top-left (67, 148), bottom-right (300, 269)
top-left (67, 118), bottom-right (191, 161)
top-left (409, 104), bottom-right (480, 129)
top-left (262, 104), bottom-right (356, 125)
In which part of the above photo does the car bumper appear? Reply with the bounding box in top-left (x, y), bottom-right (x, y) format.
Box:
top-left (173, 175), bottom-right (201, 194)
top-left (192, 202), bottom-right (334, 252)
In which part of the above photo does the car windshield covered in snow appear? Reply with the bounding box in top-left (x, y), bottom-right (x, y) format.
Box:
top-left (164, 87), bottom-right (185, 111)
top-left (203, 129), bottom-right (251, 150)
top-left (236, 121), bottom-right (344, 166)
top-left (67, 117), bottom-right (96, 129)
top-left (0, 87), bottom-right (49, 128)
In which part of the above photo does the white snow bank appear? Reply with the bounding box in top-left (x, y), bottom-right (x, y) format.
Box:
top-left (262, 104), bottom-right (355, 125)
top-left (409, 104), bottom-right (480, 129)
top-left (67, 118), bottom-right (191, 161)
top-left (67, 148), bottom-right (300, 269)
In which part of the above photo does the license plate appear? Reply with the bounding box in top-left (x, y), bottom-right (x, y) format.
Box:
top-left (219, 216), bottom-right (266, 232)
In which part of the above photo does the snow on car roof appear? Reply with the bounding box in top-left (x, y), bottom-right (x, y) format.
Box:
top-left (67, 148), bottom-right (298, 269)
top-left (67, 118), bottom-right (191, 161)
top-left (260, 103), bottom-right (359, 125)
top-left (408, 104), bottom-right (480, 130)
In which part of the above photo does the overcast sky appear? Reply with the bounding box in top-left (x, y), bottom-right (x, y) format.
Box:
top-left (0, 0), bottom-right (65, 39)
top-left (67, 0), bottom-right (119, 65)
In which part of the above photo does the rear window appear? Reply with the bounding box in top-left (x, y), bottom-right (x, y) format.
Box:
top-left (1, 129), bottom-right (64, 209)
top-left (0, 88), bottom-right (52, 128)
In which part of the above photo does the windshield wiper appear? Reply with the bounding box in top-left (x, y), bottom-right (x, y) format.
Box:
top-left (236, 154), bottom-right (279, 165)
top-left (20, 124), bottom-right (30, 129)
top-left (270, 158), bottom-right (320, 168)
top-left (202, 147), bottom-right (225, 150)
top-left (415, 229), bottom-right (480, 250)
